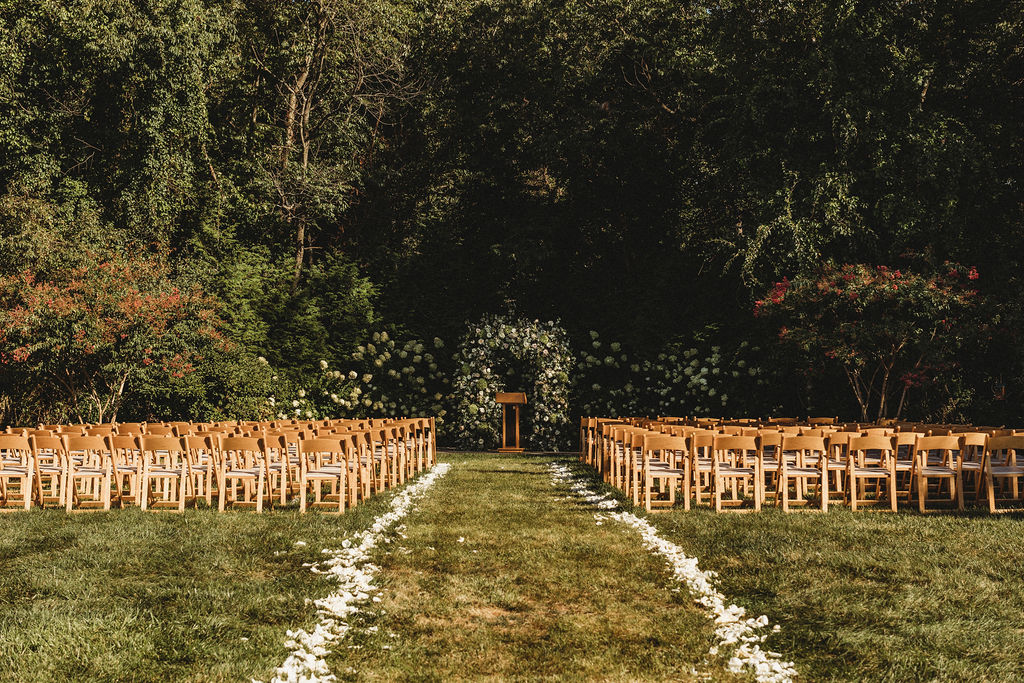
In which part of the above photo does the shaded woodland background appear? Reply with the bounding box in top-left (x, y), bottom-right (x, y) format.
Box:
top-left (0, 0), bottom-right (1021, 435)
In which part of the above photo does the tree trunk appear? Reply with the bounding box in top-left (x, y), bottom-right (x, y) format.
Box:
top-left (293, 217), bottom-right (306, 289)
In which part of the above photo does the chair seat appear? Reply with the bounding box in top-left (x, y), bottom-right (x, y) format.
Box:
top-left (72, 467), bottom-right (107, 476)
top-left (718, 466), bottom-right (756, 476)
top-left (224, 468), bottom-right (261, 478)
top-left (919, 466), bottom-right (956, 476)
top-left (850, 467), bottom-right (892, 476)
top-left (990, 466), bottom-right (1024, 476)
top-left (305, 469), bottom-right (345, 478)
top-left (784, 467), bottom-right (822, 477)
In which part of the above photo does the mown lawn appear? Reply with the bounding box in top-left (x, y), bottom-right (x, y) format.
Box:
top-left (339, 452), bottom-right (722, 681)
top-left (584, 460), bottom-right (1024, 682)
top-left (0, 492), bottom-right (403, 682)
top-left (2, 453), bottom-right (1023, 682)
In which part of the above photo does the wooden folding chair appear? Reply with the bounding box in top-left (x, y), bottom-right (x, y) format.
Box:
top-left (262, 432), bottom-right (291, 506)
top-left (105, 435), bottom-right (144, 507)
top-left (641, 434), bottom-right (688, 512)
top-left (846, 436), bottom-right (897, 511)
top-left (891, 431), bottom-right (921, 503)
top-left (145, 425), bottom-right (179, 437)
top-left (137, 435), bottom-right (190, 512)
top-left (956, 432), bottom-right (988, 504)
top-left (910, 435), bottom-right (964, 512)
top-left (218, 436), bottom-right (271, 512)
top-left (777, 435), bottom-right (828, 512)
top-left (0, 434), bottom-right (34, 509)
top-left (115, 422), bottom-right (146, 435)
top-left (711, 435), bottom-right (762, 513)
top-left (756, 430), bottom-right (783, 504)
top-left (688, 431), bottom-right (716, 508)
top-left (64, 435), bottom-right (113, 511)
top-left (981, 436), bottom-right (1024, 513)
top-left (29, 435), bottom-right (69, 508)
top-left (297, 438), bottom-right (350, 513)
top-left (185, 434), bottom-right (220, 506)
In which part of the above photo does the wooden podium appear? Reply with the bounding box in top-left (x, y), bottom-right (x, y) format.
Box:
top-left (496, 392), bottom-right (527, 452)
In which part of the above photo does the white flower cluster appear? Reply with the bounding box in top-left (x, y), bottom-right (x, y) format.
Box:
top-left (577, 331), bottom-right (769, 418)
top-left (548, 463), bottom-right (796, 683)
top-left (273, 331), bottom-right (449, 423)
top-left (265, 463), bottom-right (451, 683)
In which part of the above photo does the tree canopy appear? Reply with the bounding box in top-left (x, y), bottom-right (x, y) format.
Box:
top-left (0, 0), bottom-right (1021, 430)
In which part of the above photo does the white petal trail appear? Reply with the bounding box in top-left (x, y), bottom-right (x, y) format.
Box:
top-left (264, 462), bottom-right (451, 683)
top-left (548, 462), bottom-right (797, 683)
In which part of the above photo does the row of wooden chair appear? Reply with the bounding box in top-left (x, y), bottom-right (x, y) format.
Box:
top-left (0, 417), bottom-right (436, 513)
top-left (580, 417), bottom-right (1024, 514)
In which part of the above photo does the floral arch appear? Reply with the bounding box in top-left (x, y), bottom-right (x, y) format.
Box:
top-left (449, 314), bottom-right (574, 451)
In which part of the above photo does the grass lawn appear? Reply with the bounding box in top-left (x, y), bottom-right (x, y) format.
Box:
top-left (0, 491), bottom-right (404, 682)
top-left (598, 463), bottom-right (1024, 681)
top-left (2, 452), bottom-right (1023, 681)
top-left (338, 452), bottom-right (722, 681)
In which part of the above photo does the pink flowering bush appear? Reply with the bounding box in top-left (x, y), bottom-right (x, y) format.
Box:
top-left (756, 263), bottom-right (981, 421)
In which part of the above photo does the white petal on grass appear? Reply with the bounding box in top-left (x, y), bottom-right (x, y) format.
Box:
top-left (548, 463), bottom-right (797, 683)
top-left (264, 463), bottom-right (451, 683)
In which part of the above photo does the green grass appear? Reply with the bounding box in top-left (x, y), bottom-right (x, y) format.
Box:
top-left (336, 452), bottom-right (724, 681)
top-left (636, 474), bottom-right (1024, 681)
top-left (0, 491), bottom-right (404, 682)
top-left (4, 453), bottom-right (1023, 681)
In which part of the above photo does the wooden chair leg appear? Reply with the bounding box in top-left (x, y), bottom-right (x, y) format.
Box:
top-left (683, 461), bottom-right (691, 511)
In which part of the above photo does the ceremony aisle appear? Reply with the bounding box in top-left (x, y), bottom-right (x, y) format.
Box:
top-left (336, 453), bottom-right (735, 681)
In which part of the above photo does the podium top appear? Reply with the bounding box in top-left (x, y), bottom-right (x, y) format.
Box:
top-left (495, 392), bottom-right (527, 405)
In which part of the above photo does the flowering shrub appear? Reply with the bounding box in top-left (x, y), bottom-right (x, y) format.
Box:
top-left (269, 331), bottom-right (450, 424)
top-left (574, 328), bottom-right (772, 419)
top-left (756, 263), bottom-right (981, 421)
top-left (448, 315), bottom-right (574, 451)
top-left (275, 320), bottom-right (778, 446)
top-left (0, 252), bottom-right (224, 423)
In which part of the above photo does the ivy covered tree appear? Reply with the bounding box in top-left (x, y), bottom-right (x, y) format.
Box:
top-left (757, 263), bottom-right (982, 422)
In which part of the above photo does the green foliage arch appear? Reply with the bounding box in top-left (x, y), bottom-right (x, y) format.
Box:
top-left (449, 315), bottom-right (573, 451)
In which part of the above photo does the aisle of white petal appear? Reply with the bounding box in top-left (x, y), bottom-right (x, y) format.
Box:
top-left (264, 463), bottom-right (451, 683)
top-left (548, 462), bottom-right (798, 683)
